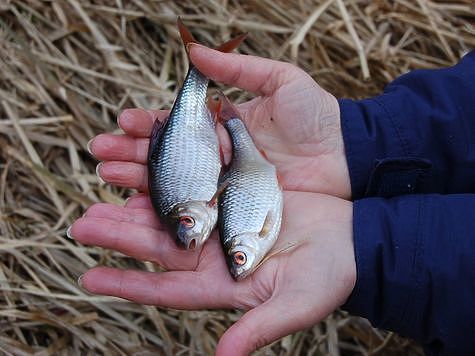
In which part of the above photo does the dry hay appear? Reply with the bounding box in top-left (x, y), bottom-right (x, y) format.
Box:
top-left (0, 0), bottom-right (473, 354)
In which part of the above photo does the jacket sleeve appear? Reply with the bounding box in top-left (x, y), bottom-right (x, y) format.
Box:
top-left (343, 194), bottom-right (475, 355)
top-left (339, 50), bottom-right (475, 199)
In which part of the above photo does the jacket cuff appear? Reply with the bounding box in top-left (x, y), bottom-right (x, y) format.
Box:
top-left (339, 98), bottom-right (405, 199)
top-left (343, 195), bottom-right (475, 354)
top-left (343, 196), bottom-right (423, 331)
top-left (339, 97), bottom-right (432, 199)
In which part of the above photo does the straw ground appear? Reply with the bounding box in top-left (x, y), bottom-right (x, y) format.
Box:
top-left (0, 0), bottom-right (473, 354)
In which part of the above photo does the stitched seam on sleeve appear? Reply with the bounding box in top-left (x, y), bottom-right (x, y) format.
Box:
top-left (372, 96), bottom-right (410, 157)
top-left (400, 196), bottom-right (424, 327)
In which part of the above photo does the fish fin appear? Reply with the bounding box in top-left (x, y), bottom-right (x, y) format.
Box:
top-left (207, 96), bottom-right (222, 123)
top-left (147, 116), bottom-right (168, 161)
top-left (258, 148), bottom-right (269, 161)
top-left (216, 91), bottom-right (241, 124)
top-left (258, 210), bottom-right (273, 238)
top-left (207, 179), bottom-right (230, 207)
top-left (219, 144), bottom-right (225, 165)
top-left (253, 240), bottom-right (307, 271)
top-left (276, 171), bottom-right (284, 189)
top-left (215, 33), bottom-right (247, 53)
top-left (177, 17), bottom-right (197, 55)
top-left (177, 17), bottom-right (246, 56)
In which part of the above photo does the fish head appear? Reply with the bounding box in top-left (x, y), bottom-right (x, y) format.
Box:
top-left (225, 234), bottom-right (263, 280)
top-left (173, 201), bottom-right (218, 250)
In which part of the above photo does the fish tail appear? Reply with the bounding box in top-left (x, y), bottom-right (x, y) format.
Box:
top-left (214, 33), bottom-right (247, 53)
top-left (177, 17), bottom-right (247, 57)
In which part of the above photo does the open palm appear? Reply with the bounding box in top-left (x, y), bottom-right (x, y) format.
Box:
top-left (71, 191), bottom-right (355, 355)
top-left (93, 46), bottom-right (351, 199)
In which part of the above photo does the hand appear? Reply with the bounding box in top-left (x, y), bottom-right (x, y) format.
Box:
top-left (70, 191), bottom-right (356, 355)
top-left (91, 46), bottom-right (351, 199)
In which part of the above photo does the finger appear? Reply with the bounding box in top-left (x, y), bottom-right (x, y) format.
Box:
top-left (125, 193), bottom-right (153, 209)
top-left (189, 44), bottom-right (299, 96)
top-left (118, 108), bottom-right (169, 138)
top-left (71, 217), bottom-right (198, 270)
top-left (89, 134), bottom-right (149, 164)
top-left (97, 161), bottom-right (148, 191)
top-left (216, 295), bottom-right (318, 356)
top-left (80, 266), bottom-right (235, 309)
top-left (83, 203), bottom-right (160, 230)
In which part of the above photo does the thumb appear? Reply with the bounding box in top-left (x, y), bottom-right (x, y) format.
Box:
top-left (216, 295), bottom-right (319, 355)
top-left (189, 44), bottom-right (298, 96)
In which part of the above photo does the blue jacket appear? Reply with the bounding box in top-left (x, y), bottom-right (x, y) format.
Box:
top-left (339, 50), bottom-right (475, 355)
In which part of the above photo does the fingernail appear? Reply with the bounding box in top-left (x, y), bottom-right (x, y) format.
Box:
top-left (146, 110), bottom-right (158, 121)
top-left (77, 274), bottom-right (84, 288)
top-left (95, 162), bottom-right (105, 185)
top-left (117, 113), bottom-right (123, 130)
top-left (186, 42), bottom-right (197, 53)
top-left (86, 138), bottom-right (94, 156)
top-left (66, 225), bottom-right (74, 239)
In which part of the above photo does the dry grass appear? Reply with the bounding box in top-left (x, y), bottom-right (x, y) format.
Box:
top-left (0, 0), bottom-right (473, 354)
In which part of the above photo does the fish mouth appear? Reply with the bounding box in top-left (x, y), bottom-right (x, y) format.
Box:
top-left (172, 200), bottom-right (218, 250)
top-left (175, 235), bottom-right (200, 250)
top-left (230, 267), bottom-right (251, 281)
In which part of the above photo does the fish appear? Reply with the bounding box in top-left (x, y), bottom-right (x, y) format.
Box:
top-left (217, 93), bottom-right (283, 280)
top-left (147, 19), bottom-right (246, 250)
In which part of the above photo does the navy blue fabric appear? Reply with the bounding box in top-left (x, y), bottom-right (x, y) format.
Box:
top-left (345, 196), bottom-right (475, 355)
top-left (339, 50), bottom-right (475, 355)
top-left (340, 50), bottom-right (475, 199)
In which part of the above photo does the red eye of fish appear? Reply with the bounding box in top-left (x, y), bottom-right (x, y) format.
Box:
top-left (180, 216), bottom-right (195, 228)
top-left (233, 251), bottom-right (247, 266)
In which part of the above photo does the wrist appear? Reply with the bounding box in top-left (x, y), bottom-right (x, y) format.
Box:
top-left (316, 93), bottom-right (352, 199)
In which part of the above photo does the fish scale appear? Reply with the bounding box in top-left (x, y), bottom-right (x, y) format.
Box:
top-left (148, 63), bottom-right (221, 250)
top-left (221, 166), bottom-right (279, 241)
top-left (218, 114), bottom-right (283, 279)
top-left (147, 18), bottom-right (246, 249)
top-left (149, 67), bottom-right (220, 216)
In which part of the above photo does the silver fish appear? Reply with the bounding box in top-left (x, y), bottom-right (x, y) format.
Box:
top-left (217, 93), bottom-right (283, 279)
top-left (147, 19), bottom-right (245, 250)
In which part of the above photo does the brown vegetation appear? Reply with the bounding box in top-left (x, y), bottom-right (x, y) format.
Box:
top-left (0, 0), bottom-right (473, 354)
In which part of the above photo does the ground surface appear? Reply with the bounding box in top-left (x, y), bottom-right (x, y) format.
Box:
top-left (0, 1), bottom-right (473, 355)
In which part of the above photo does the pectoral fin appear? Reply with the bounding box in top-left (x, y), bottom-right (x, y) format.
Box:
top-left (258, 148), bottom-right (269, 161)
top-left (207, 179), bottom-right (230, 207)
top-left (259, 210), bottom-right (274, 238)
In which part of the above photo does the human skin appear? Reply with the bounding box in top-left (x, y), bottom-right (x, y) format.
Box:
top-left (73, 46), bottom-right (357, 354)
top-left (71, 191), bottom-right (355, 355)
top-left (94, 44), bottom-right (351, 199)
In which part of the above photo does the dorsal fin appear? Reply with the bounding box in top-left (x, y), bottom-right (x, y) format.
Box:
top-left (147, 116), bottom-right (168, 162)
top-left (216, 91), bottom-right (241, 124)
top-left (207, 96), bottom-right (222, 123)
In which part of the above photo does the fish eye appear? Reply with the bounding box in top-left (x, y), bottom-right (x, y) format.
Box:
top-left (233, 251), bottom-right (247, 266)
top-left (179, 216), bottom-right (195, 228)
